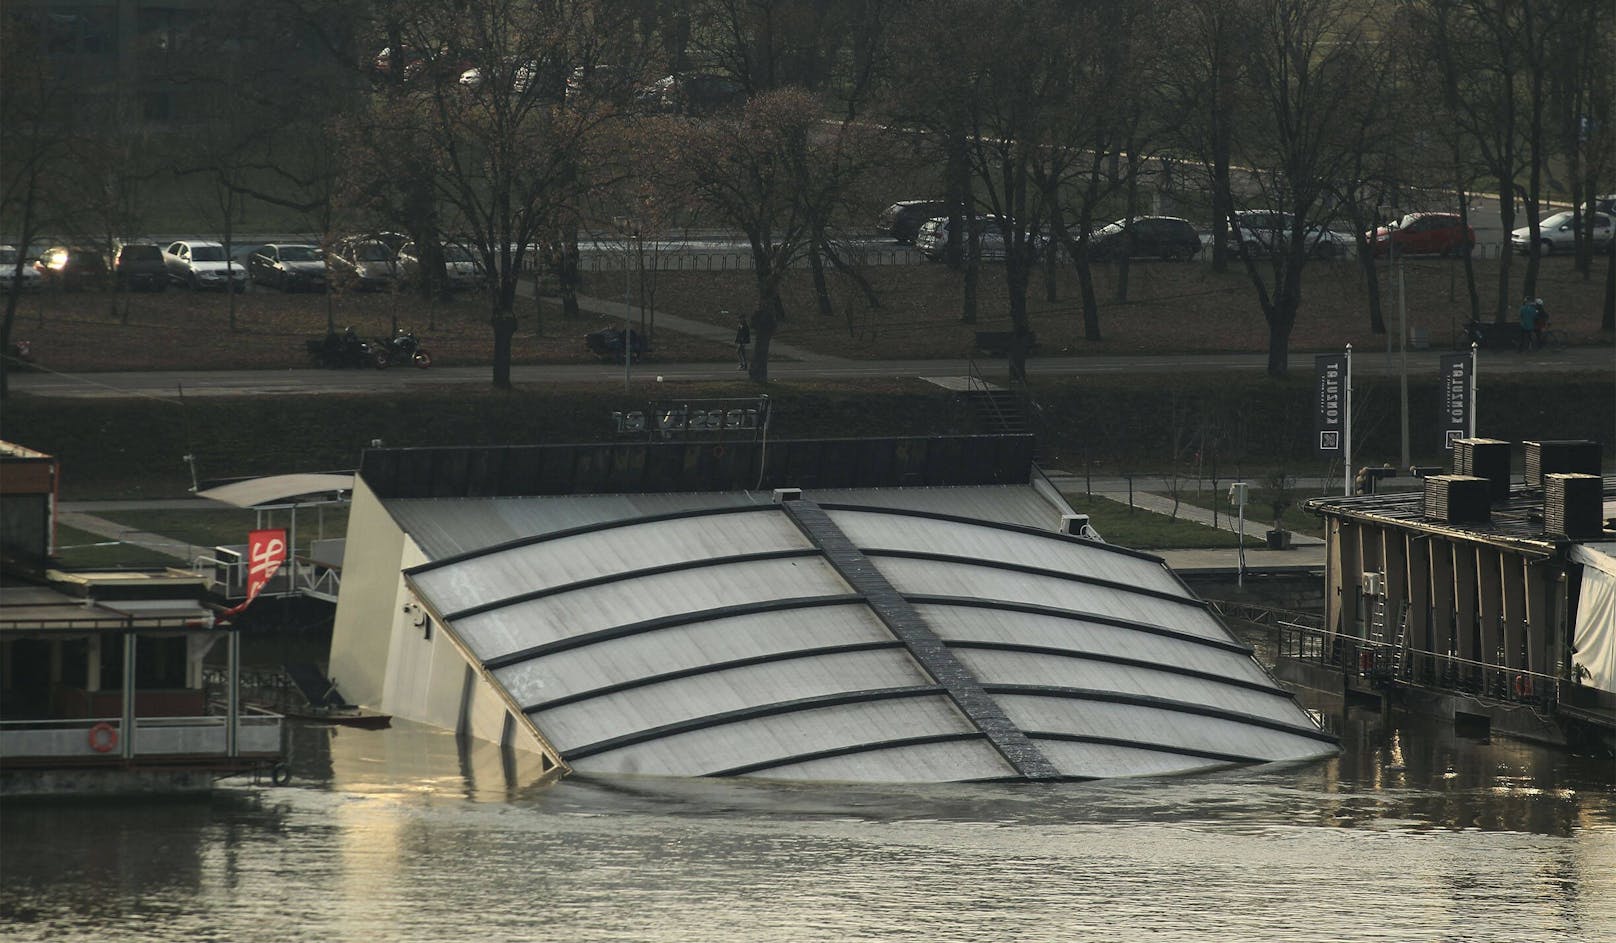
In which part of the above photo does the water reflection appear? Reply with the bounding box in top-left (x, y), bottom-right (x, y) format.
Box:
top-left (2, 703), bottom-right (1611, 943)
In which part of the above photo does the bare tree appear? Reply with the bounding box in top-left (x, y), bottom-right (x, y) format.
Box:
top-left (1227, 0), bottom-right (1377, 376)
top-left (0, 18), bottom-right (75, 398)
top-left (348, 0), bottom-right (642, 387)
top-left (656, 87), bottom-right (876, 381)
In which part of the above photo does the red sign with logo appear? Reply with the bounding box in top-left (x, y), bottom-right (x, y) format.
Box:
top-left (245, 529), bottom-right (287, 602)
top-left (219, 529), bottom-right (286, 620)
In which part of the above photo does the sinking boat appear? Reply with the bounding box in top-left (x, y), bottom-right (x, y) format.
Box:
top-left (326, 435), bottom-right (1337, 783)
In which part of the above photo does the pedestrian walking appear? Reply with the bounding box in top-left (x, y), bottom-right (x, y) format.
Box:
top-left (734, 315), bottom-right (751, 370)
top-left (1517, 295), bottom-right (1538, 351)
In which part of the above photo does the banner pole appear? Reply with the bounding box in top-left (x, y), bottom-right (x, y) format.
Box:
top-left (1468, 341), bottom-right (1478, 437)
top-left (1344, 344), bottom-right (1353, 496)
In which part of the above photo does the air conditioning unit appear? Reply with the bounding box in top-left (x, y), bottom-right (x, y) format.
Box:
top-left (1362, 572), bottom-right (1385, 596)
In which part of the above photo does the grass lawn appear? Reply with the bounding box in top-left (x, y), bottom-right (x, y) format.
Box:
top-left (1062, 493), bottom-right (1256, 549)
top-left (94, 508), bottom-right (349, 550)
top-left (1154, 484), bottom-right (1335, 538)
top-left (9, 251), bottom-right (1609, 373)
top-left (53, 524), bottom-right (175, 568)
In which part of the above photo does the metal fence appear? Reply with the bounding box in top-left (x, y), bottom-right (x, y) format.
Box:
top-left (0, 711), bottom-right (282, 760)
top-left (1273, 620), bottom-right (1565, 707)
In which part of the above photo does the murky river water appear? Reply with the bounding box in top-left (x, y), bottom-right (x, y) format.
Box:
top-left (3, 698), bottom-right (1612, 943)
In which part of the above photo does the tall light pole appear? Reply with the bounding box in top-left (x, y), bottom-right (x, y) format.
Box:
top-left (1398, 232), bottom-right (1409, 470)
top-left (615, 216), bottom-right (636, 392)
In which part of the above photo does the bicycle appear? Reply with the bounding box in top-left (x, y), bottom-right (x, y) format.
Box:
top-left (1537, 328), bottom-right (1567, 351)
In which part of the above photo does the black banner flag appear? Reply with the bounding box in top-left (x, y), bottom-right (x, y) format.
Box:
top-left (1314, 353), bottom-right (1347, 457)
top-left (1439, 353), bottom-right (1471, 450)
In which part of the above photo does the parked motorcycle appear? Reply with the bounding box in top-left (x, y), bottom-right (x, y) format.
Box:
top-left (373, 329), bottom-right (432, 369)
top-left (306, 328), bottom-right (378, 368)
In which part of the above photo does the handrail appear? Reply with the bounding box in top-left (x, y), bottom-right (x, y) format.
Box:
top-left (1274, 620), bottom-right (1566, 705)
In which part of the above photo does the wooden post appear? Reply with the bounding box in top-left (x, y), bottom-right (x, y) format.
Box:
top-left (1453, 544), bottom-right (1480, 665)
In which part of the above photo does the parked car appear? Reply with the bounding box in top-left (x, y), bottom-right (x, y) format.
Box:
top-left (33, 245), bottom-right (109, 291)
top-left (372, 45), bottom-right (473, 86)
top-left (1229, 210), bottom-right (1351, 259)
top-left (877, 200), bottom-right (954, 244)
top-left (642, 72), bottom-right (745, 115)
top-left (1368, 212), bottom-right (1474, 257)
top-left (459, 58), bottom-right (543, 95)
top-left (163, 240), bottom-right (247, 291)
top-left (248, 243), bottom-right (328, 291)
top-left (1087, 216), bottom-right (1202, 261)
top-left (1510, 211), bottom-right (1614, 255)
top-left (113, 243), bottom-right (167, 292)
top-left (397, 240), bottom-right (486, 291)
top-left (1596, 194), bottom-right (1616, 216)
top-left (915, 215), bottom-right (1009, 261)
top-left (327, 237), bottom-right (400, 291)
top-left (0, 246), bottom-right (42, 292)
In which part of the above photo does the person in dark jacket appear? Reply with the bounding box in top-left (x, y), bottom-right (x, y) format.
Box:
top-left (734, 315), bottom-right (751, 370)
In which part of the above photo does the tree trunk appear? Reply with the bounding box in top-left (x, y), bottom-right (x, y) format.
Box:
top-left (809, 239), bottom-right (832, 317)
top-left (558, 221), bottom-right (581, 320)
top-left (488, 305), bottom-right (513, 387)
top-left (1603, 246), bottom-right (1615, 333)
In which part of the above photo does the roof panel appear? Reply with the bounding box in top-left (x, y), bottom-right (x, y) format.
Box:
top-left (953, 649), bottom-right (1295, 723)
top-left (533, 650), bottom-right (935, 751)
top-left (1033, 738), bottom-right (1236, 779)
top-left (409, 510), bottom-right (810, 614)
top-left (998, 694), bottom-right (1333, 764)
top-left (827, 508), bottom-right (1181, 596)
top-left (446, 556), bottom-right (853, 661)
top-left (917, 603), bottom-right (1271, 688)
top-left (747, 740), bottom-right (1018, 783)
top-left (561, 695), bottom-right (986, 778)
top-left (493, 604), bottom-right (895, 708)
top-left (874, 558), bottom-right (1225, 640)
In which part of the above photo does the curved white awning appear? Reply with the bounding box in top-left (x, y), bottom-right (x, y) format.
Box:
top-left (197, 473), bottom-right (353, 509)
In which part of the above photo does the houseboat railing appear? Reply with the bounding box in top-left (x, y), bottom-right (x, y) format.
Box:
top-left (1274, 621), bottom-right (1568, 708)
top-left (0, 709), bottom-right (282, 760)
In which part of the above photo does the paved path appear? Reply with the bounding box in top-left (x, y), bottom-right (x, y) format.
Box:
top-left (56, 510), bottom-right (200, 561)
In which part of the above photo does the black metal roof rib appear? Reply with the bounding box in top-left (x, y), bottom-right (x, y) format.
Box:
top-left (780, 499), bottom-right (1064, 781)
top-left (906, 594), bottom-right (1254, 655)
top-left (706, 732), bottom-right (991, 777)
top-left (438, 548), bottom-right (822, 621)
top-left (561, 686), bottom-right (948, 761)
top-left (481, 594), bottom-right (866, 670)
top-left (814, 502), bottom-right (1169, 565)
top-left (943, 640), bottom-right (1295, 701)
top-left (407, 502), bottom-right (778, 574)
top-left (981, 684), bottom-right (1339, 745)
top-left (519, 640), bottom-right (907, 713)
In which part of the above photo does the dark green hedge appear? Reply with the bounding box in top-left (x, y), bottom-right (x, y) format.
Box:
top-left (4, 371), bottom-right (1608, 498)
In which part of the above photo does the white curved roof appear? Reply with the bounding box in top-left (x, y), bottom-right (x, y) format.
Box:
top-left (401, 496), bottom-right (1334, 783)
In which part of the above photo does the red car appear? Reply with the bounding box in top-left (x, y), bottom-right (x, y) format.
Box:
top-left (1369, 212), bottom-right (1475, 257)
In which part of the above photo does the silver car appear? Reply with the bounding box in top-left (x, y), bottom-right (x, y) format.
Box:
top-left (164, 240), bottom-right (248, 291)
top-left (1510, 211), bottom-right (1614, 255)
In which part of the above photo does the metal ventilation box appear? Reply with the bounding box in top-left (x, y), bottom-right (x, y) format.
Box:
top-left (1423, 475), bottom-right (1492, 524)
top-left (1452, 438), bottom-right (1511, 501)
top-left (1524, 440), bottom-right (1601, 490)
top-left (1543, 473), bottom-right (1603, 539)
